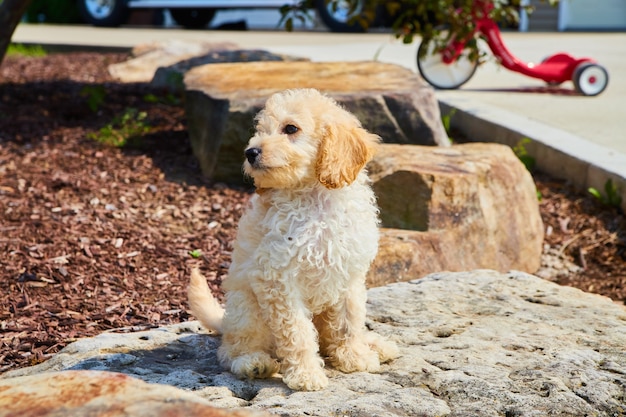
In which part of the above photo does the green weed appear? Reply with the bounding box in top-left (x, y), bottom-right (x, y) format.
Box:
top-left (80, 85), bottom-right (107, 113)
top-left (143, 94), bottom-right (160, 104)
top-left (278, 3), bottom-right (313, 31)
top-left (441, 108), bottom-right (457, 141)
top-left (7, 43), bottom-right (47, 57)
top-left (513, 138), bottom-right (536, 171)
top-left (164, 72), bottom-right (185, 92)
top-left (588, 179), bottom-right (622, 208)
top-left (143, 92), bottom-right (181, 106)
top-left (88, 108), bottom-right (150, 148)
top-left (189, 249), bottom-right (202, 259)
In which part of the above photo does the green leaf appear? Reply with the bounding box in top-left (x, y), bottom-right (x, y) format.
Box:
top-left (80, 85), bottom-right (107, 113)
top-left (7, 43), bottom-right (47, 57)
top-left (512, 138), bottom-right (535, 171)
top-left (88, 108), bottom-right (151, 148)
top-left (603, 179), bottom-right (622, 206)
top-left (143, 94), bottom-right (159, 103)
top-left (588, 187), bottom-right (603, 201)
top-left (518, 155), bottom-right (536, 171)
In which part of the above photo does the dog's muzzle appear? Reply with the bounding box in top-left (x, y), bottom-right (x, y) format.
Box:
top-left (245, 147), bottom-right (262, 165)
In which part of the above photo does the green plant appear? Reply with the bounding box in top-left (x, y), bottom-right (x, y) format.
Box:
top-left (588, 179), bottom-right (622, 208)
top-left (512, 137), bottom-right (536, 171)
top-left (143, 92), bottom-right (181, 106)
top-left (189, 249), bottom-right (202, 259)
top-left (143, 94), bottom-right (160, 104)
top-left (279, 3), bottom-right (314, 31)
top-left (6, 43), bottom-right (46, 57)
top-left (80, 85), bottom-right (107, 113)
top-left (441, 108), bottom-right (457, 141)
top-left (88, 108), bottom-right (151, 148)
top-left (164, 72), bottom-right (185, 92)
top-left (282, 0), bottom-right (558, 60)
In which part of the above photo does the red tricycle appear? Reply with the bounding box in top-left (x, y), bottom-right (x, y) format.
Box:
top-left (416, 0), bottom-right (609, 96)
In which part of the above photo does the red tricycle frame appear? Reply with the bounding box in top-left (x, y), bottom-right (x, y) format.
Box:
top-left (417, 0), bottom-right (609, 96)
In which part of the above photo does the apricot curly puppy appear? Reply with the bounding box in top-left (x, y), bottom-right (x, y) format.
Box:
top-left (188, 88), bottom-right (398, 391)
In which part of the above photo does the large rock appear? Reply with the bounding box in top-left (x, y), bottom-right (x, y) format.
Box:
top-left (367, 142), bottom-right (544, 286)
top-left (183, 60), bottom-right (450, 181)
top-left (107, 40), bottom-right (307, 90)
top-left (108, 40), bottom-right (238, 83)
top-left (151, 49), bottom-right (308, 92)
top-left (2, 271), bottom-right (625, 416)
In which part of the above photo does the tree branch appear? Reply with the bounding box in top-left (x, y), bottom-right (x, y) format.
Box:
top-left (0, 0), bottom-right (35, 65)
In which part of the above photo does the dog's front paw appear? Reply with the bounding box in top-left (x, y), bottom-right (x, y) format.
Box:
top-left (231, 352), bottom-right (280, 380)
top-left (282, 365), bottom-right (328, 391)
top-left (330, 342), bottom-right (380, 373)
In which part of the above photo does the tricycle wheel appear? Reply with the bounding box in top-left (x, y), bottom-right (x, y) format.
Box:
top-left (572, 63), bottom-right (608, 96)
top-left (417, 33), bottom-right (478, 90)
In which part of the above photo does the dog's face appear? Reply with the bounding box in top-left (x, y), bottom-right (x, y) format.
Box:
top-left (243, 89), bottom-right (380, 190)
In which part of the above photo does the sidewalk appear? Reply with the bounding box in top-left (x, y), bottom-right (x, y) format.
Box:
top-left (11, 24), bottom-right (626, 208)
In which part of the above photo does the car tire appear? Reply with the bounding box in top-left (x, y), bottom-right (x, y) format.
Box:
top-left (169, 8), bottom-right (216, 29)
top-left (316, 0), bottom-right (366, 33)
top-left (78, 0), bottom-right (129, 27)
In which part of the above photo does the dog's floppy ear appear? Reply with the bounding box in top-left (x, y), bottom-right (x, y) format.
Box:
top-left (316, 121), bottom-right (379, 189)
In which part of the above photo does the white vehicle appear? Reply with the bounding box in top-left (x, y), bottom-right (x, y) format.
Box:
top-left (77, 0), bottom-right (369, 31)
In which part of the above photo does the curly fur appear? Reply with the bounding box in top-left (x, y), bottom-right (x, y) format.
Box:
top-left (189, 88), bottom-right (398, 391)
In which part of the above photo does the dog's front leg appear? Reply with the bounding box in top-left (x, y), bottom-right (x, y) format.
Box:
top-left (252, 277), bottom-right (328, 391)
top-left (317, 277), bottom-right (399, 373)
top-left (316, 277), bottom-right (379, 373)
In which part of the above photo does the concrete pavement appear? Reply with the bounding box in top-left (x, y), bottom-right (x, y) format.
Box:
top-left (10, 24), bottom-right (626, 209)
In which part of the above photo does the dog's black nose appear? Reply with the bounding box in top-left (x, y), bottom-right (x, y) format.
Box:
top-left (245, 147), bottom-right (262, 165)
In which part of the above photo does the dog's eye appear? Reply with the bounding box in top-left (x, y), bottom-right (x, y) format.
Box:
top-left (283, 124), bottom-right (299, 135)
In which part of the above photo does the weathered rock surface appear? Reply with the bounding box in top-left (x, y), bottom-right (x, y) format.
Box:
top-left (0, 370), bottom-right (271, 417)
top-left (108, 40), bottom-right (238, 83)
top-left (108, 40), bottom-right (306, 90)
top-left (367, 142), bottom-right (544, 286)
top-left (151, 49), bottom-right (308, 91)
top-left (3, 271), bottom-right (625, 417)
top-left (183, 60), bottom-right (450, 181)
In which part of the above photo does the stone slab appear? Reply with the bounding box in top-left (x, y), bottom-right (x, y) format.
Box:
top-left (3, 271), bottom-right (625, 416)
top-left (108, 39), bottom-right (238, 83)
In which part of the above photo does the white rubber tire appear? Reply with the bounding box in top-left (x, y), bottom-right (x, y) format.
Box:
top-left (572, 63), bottom-right (609, 96)
top-left (417, 33), bottom-right (479, 90)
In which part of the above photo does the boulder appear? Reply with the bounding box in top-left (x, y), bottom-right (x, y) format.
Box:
top-left (2, 271), bottom-right (625, 417)
top-left (183, 61), bottom-right (450, 181)
top-left (108, 40), bottom-right (307, 90)
top-left (367, 142), bottom-right (544, 286)
top-left (108, 40), bottom-right (239, 83)
top-left (152, 50), bottom-right (309, 92)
